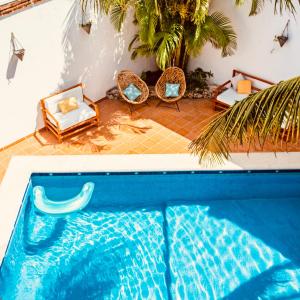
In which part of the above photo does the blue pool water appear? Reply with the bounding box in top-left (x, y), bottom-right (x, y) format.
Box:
top-left (1, 171), bottom-right (300, 299)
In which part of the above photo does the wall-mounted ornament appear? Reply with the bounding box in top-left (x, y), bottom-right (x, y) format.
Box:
top-left (80, 9), bottom-right (92, 34)
top-left (11, 32), bottom-right (25, 61)
top-left (81, 21), bottom-right (92, 34)
top-left (275, 20), bottom-right (289, 47)
top-left (271, 20), bottom-right (290, 53)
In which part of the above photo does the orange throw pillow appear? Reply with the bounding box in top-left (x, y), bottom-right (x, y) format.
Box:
top-left (58, 97), bottom-right (78, 114)
top-left (237, 80), bottom-right (252, 94)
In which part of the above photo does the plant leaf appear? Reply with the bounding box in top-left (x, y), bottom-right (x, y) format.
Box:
top-left (189, 76), bottom-right (300, 165)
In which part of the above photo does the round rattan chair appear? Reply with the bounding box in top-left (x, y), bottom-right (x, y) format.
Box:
top-left (155, 67), bottom-right (186, 111)
top-left (117, 70), bottom-right (149, 113)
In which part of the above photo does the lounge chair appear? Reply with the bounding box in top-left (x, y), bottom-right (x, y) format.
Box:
top-left (155, 67), bottom-right (186, 112)
top-left (212, 70), bottom-right (274, 110)
top-left (40, 83), bottom-right (100, 143)
top-left (117, 70), bottom-right (149, 113)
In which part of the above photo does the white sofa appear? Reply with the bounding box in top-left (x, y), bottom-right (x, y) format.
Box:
top-left (212, 70), bottom-right (274, 110)
top-left (40, 83), bottom-right (100, 142)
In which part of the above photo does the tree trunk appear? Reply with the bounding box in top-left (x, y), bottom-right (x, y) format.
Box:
top-left (177, 41), bottom-right (189, 72)
top-left (174, 38), bottom-right (183, 67)
top-left (181, 53), bottom-right (190, 72)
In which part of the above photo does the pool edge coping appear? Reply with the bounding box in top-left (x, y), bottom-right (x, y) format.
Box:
top-left (1, 152), bottom-right (300, 264)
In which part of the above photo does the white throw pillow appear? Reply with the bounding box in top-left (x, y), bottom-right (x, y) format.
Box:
top-left (231, 73), bottom-right (245, 91)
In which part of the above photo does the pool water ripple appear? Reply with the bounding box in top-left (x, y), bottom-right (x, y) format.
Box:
top-left (1, 194), bottom-right (300, 299)
top-left (166, 202), bottom-right (300, 299)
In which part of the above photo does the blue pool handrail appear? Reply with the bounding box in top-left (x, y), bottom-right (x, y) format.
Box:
top-left (32, 182), bottom-right (94, 215)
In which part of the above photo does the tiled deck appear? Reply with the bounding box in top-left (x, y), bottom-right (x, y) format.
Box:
top-left (0, 97), bottom-right (299, 182)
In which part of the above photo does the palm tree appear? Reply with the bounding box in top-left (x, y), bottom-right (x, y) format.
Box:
top-left (189, 77), bottom-right (300, 165)
top-left (81, 0), bottom-right (237, 70)
top-left (129, 1), bottom-right (237, 71)
top-left (81, 0), bottom-right (299, 70)
top-left (82, 0), bottom-right (300, 17)
top-left (81, 0), bottom-right (300, 70)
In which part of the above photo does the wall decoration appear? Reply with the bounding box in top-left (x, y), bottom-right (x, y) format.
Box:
top-left (271, 20), bottom-right (290, 53)
top-left (11, 32), bottom-right (25, 61)
top-left (80, 9), bottom-right (92, 34)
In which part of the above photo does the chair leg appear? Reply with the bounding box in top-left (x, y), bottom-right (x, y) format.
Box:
top-left (58, 135), bottom-right (62, 144)
top-left (212, 99), bottom-right (216, 111)
top-left (128, 103), bottom-right (134, 114)
top-left (157, 100), bottom-right (180, 111)
top-left (128, 102), bottom-right (149, 114)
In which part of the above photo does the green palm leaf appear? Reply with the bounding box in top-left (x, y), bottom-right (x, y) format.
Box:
top-left (192, 0), bottom-right (210, 24)
top-left (273, 0), bottom-right (299, 14)
top-left (235, 0), bottom-right (300, 15)
top-left (81, 0), bottom-right (111, 14)
top-left (135, 0), bottom-right (158, 46)
top-left (131, 43), bottom-right (155, 60)
top-left (187, 12), bottom-right (237, 57)
top-left (110, 0), bottom-right (133, 31)
top-left (205, 12), bottom-right (237, 56)
top-left (155, 23), bottom-right (184, 70)
top-left (249, 0), bottom-right (265, 15)
top-left (128, 34), bottom-right (139, 51)
top-left (189, 76), bottom-right (300, 165)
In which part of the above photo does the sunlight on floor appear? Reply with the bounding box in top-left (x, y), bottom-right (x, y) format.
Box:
top-left (0, 97), bottom-right (299, 183)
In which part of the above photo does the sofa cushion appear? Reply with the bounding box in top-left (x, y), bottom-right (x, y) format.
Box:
top-left (44, 85), bottom-right (84, 114)
top-left (231, 73), bottom-right (245, 90)
top-left (49, 102), bottom-right (96, 130)
top-left (217, 87), bottom-right (249, 106)
top-left (58, 97), bottom-right (79, 114)
top-left (237, 80), bottom-right (252, 94)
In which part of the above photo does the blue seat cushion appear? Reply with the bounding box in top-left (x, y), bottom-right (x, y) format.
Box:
top-left (123, 84), bottom-right (142, 101)
top-left (165, 83), bottom-right (180, 98)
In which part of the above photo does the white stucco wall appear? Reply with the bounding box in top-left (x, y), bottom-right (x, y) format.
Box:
top-left (189, 0), bottom-right (300, 85)
top-left (0, 0), bottom-right (155, 148)
top-left (1, 0), bottom-right (299, 148)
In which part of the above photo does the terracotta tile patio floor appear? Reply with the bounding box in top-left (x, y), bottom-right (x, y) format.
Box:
top-left (0, 97), bottom-right (299, 183)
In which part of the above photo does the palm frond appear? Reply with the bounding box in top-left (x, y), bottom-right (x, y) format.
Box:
top-left (234, 0), bottom-right (265, 15)
top-left (110, 0), bottom-right (132, 31)
top-left (130, 44), bottom-right (155, 60)
top-left (235, 0), bottom-right (300, 15)
top-left (192, 0), bottom-right (210, 24)
top-left (249, 0), bottom-right (265, 15)
top-left (207, 12), bottom-right (237, 56)
top-left (128, 34), bottom-right (139, 51)
top-left (81, 0), bottom-right (132, 30)
top-left (155, 23), bottom-right (183, 70)
top-left (188, 12), bottom-right (237, 57)
top-left (189, 76), bottom-right (300, 165)
top-left (135, 0), bottom-right (158, 46)
top-left (80, 0), bottom-right (111, 14)
top-left (274, 0), bottom-right (300, 14)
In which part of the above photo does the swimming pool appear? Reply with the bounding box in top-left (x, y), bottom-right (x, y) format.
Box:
top-left (1, 170), bottom-right (300, 299)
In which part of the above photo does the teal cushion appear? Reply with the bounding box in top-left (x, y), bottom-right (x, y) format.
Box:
top-left (165, 83), bottom-right (180, 97)
top-left (123, 84), bottom-right (142, 101)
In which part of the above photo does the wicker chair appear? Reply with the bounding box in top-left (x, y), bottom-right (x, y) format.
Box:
top-left (155, 67), bottom-right (186, 111)
top-left (117, 70), bottom-right (149, 113)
